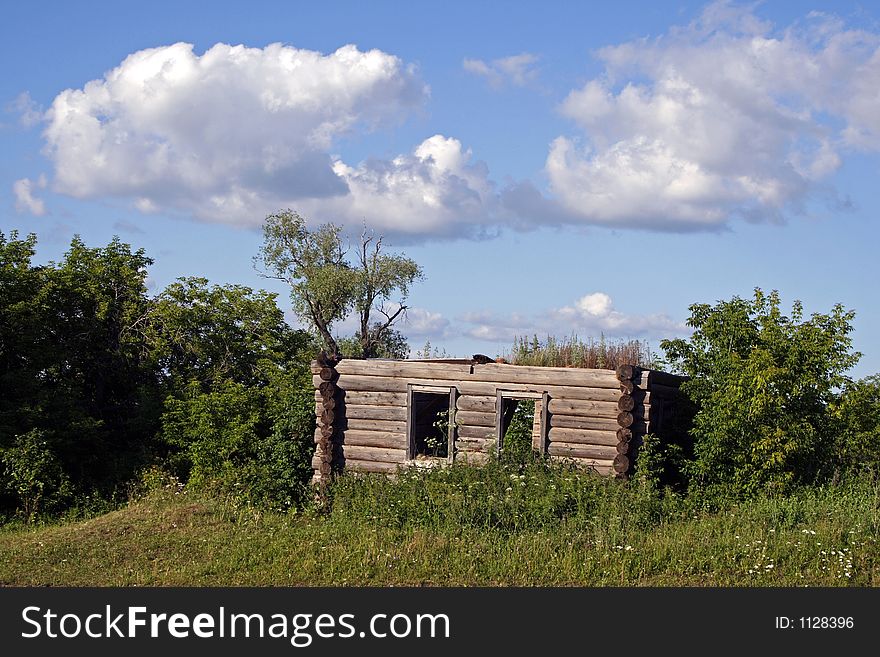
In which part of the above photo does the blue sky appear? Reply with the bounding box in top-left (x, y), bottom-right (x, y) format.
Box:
top-left (2, 0), bottom-right (879, 376)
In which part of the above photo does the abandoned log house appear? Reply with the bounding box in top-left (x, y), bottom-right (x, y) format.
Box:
top-left (310, 357), bottom-right (686, 483)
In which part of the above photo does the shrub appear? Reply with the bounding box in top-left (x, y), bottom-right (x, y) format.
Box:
top-left (661, 288), bottom-right (859, 496)
top-left (831, 375), bottom-right (880, 477)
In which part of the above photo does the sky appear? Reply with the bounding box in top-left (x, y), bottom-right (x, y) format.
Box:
top-left (2, 0), bottom-right (880, 376)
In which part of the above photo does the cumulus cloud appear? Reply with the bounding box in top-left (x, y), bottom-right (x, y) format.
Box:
top-left (463, 53), bottom-right (540, 88)
top-left (41, 41), bottom-right (428, 226)
top-left (12, 175), bottom-right (47, 215)
top-left (546, 1), bottom-right (880, 230)
top-left (309, 134), bottom-right (498, 238)
top-left (460, 292), bottom-right (685, 342)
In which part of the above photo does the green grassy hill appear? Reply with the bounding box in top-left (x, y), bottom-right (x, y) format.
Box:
top-left (2, 464), bottom-right (879, 586)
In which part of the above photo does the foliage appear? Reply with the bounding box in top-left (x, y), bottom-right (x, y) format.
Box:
top-left (352, 228), bottom-right (422, 358)
top-left (149, 277), bottom-right (315, 511)
top-left (0, 231), bottom-right (318, 519)
top-left (501, 400), bottom-right (536, 463)
top-left (0, 231), bottom-right (160, 518)
top-left (505, 334), bottom-right (653, 369)
top-left (1, 429), bottom-right (71, 521)
top-left (831, 375), bottom-right (880, 476)
top-left (337, 327), bottom-right (409, 359)
top-left (661, 288), bottom-right (860, 496)
top-left (255, 210), bottom-right (354, 358)
top-left (159, 377), bottom-right (314, 511)
top-left (255, 210), bottom-right (421, 359)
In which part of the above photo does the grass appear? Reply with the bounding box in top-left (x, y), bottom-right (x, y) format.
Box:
top-left (2, 460), bottom-right (879, 586)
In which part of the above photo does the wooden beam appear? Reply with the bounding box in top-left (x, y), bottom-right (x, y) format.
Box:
top-left (548, 442), bottom-right (619, 460)
top-left (342, 445), bottom-right (407, 463)
top-left (343, 404), bottom-right (407, 421)
top-left (341, 430), bottom-right (407, 449)
top-left (456, 410), bottom-right (496, 427)
top-left (548, 427), bottom-right (619, 446)
top-left (345, 418), bottom-right (407, 433)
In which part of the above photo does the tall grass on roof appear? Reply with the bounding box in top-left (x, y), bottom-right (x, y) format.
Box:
top-left (505, 334), bottom-right (653, 370)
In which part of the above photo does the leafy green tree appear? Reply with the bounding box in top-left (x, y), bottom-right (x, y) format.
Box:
top-left (148, 277), bottom-right (311, 390)
top-left (149, 277), bottom-right (315, 509)
top-left (255, 210), bottom-right (422, 359)
top-left (661, 288), bottom-right (860, 496)
top-left (255, 211), bottom-right (355, 358)
top-left (830, 375), bottom-right (880, 476)
top-left (337, 327), bottom-right (410, 359)
top-left (352, 228), bottom-right (422, 358)
top-left (1, 232), bottom-right (160, 517)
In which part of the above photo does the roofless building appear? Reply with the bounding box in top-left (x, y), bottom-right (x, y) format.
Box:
top-left (310, 356), bottom-right (686, 483)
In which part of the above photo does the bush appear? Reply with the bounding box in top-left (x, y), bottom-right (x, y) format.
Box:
top-left (661, 288), bottom-right (860, 497)
top-left (160, 376), bottom-right (315, 511)
top-left (831, 375), bottom-right (880, 477)
top-left (1, 429), bottom-right (72, 521)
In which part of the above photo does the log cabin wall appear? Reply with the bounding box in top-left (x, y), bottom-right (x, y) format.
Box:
top-left (309, 358), bottom-right (685, 484)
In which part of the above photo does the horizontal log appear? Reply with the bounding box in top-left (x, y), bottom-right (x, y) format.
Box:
top-left (616, 441), bottom-right (630, 455)
top-left (321, 408), bottom-right (336, 425)
top-left (318, 381), bottom-right (337, 398)
top-left (340, 391), bottom-right (406, 407)
top-left (341, 445), bottom-right (407, 463)
top-left (548, 414), bottom-right (620, 431)
top-left (547, 399), bottom-right (621, 418)
top-left (335, 359), bottom-right (473, 379)
top-left (322, 395), bottom-right (337, 411)
top-left (617, 394), bottom-right (635, 412)
top-left (455, 451), bottom-right (490, 465)
top-left (548, 455), bottom-right (614, 475)
top-left (548, 427), bottom-right (619, 446)
top-left (456, 438), bottom-right (493, 452)
top-left (337, 359), bottom-right (623, 389)
top-left (613, 454), bottom-right (630, 473)
top-left (343, 404), bottom-right (407, 421)
top-left (345, 418), bottom-right (407, 434)
top-left (549, 442), bottom-right (619, 460)
top-left (457, 434), bottom-right (493, 445)
top-left (456, 395), bottom-right (497, 413)
top-left (328, 374), bottom-right (633, 401)
top-left (341, 430), bottom-right (407, 450)
top-left (342, 459), bottom-right (402, 475)
top-left (469, 363), bottom-right (620, 388)
top-left (457, 424), bottom-right (495, 440)
top-left (616, 427), bottom-right (632, 442)
top-left (455, 410), bottom-right (496, 427)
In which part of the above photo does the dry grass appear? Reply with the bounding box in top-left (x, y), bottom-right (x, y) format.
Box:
top-left (504, 335), bottom-right (654, 370)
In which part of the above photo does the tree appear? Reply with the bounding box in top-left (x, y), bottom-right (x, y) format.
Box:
top-left (353, 227), bottom-right (422, 359)
top-left (830, 375), bottom-right (880, 476)
top-left (147, 277), bottom-right (316, 509)
top-left (255, 210), bottom-right (422, 359)
top-left (0, 232), bottom-right (160, 517)
top-left (660, 288), bottom-right (860, 496)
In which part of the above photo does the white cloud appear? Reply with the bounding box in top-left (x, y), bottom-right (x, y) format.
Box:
top-left (545, 1), bottom-right (880, 230)
top-left (308, 134), bottom-right (498, 238)
top-left (12, 175), bottom-right (47, 215)
top-left (460, 292), bottom-right (685, 343)
top-left (401, 307), bottom-right (451, 337)
top-left (9, 92), bottom-right (43, 128)
top-left (41, 41), bottom-right (428, 226)
top-left (463, 53), bottom-right (540, 89)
